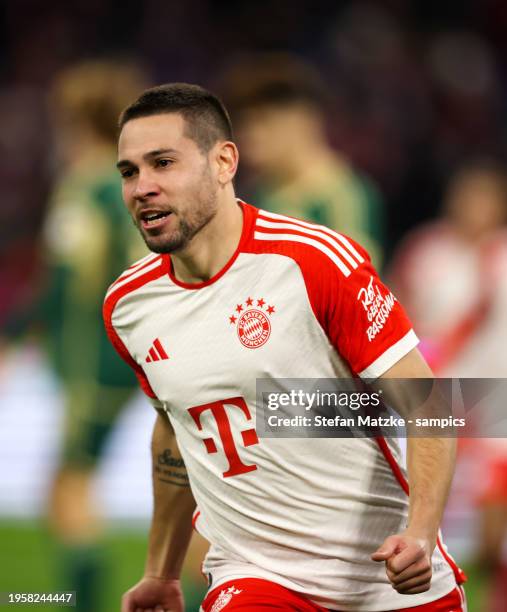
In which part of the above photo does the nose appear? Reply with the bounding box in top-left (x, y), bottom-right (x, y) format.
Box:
top-left (132, 169), bottom-right (161, 201)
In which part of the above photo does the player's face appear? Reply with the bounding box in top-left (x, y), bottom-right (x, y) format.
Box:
top-left (117, 113), bottom-right (219, 253)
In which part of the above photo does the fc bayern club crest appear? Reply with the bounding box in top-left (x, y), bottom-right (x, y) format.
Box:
top-left (228, 297), bottom-right (276, 349)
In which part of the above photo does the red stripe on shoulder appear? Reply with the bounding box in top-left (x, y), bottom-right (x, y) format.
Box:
top-left (108, 255), bottom-right (162, 293)
top-left (103, 260), bottom-right (167, 399)
top-left (246, 214), bottom-right (415, 377)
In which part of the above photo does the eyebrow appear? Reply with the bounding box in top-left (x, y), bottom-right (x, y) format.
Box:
top-left (116, 148), bottom-right (179, 169)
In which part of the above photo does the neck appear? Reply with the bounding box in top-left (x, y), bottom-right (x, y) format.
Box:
top-left (171, 190), bottom-right (243, 284)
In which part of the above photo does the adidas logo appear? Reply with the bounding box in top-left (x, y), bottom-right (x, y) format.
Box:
top-left (145, 338), bottom-right (169, 362)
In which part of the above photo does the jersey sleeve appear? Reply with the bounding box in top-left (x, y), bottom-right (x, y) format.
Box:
top-left (103, 292), bottom-right (161, 404)
top-left (305, 237), bottom-right (418, 378)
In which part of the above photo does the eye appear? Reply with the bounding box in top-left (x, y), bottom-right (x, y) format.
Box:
top-left (156, 158), bottom-right (172, 168)
top-left (120, 168), bottom-right (135, 179)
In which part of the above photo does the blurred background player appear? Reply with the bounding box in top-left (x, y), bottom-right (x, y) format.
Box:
top-left (40, 60), bottom-right (209, 612)
top-left (389, 160), bottom-right (507, 376)
top-left (41, 60), bottom-right (148, 612)
top-left (389, 159), bottom-right (507, 612)
top-left (219, 53), bottom-right (386, 267)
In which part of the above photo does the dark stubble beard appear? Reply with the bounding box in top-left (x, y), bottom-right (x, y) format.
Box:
top-left (137, 164), bottom-right (219, 254)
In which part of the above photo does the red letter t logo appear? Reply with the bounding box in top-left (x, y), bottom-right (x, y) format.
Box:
top-left (188, 397), bottom-right (259, 478)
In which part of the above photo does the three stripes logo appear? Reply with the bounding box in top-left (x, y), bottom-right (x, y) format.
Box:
top-left (145, 338), bottom-right (169, 363)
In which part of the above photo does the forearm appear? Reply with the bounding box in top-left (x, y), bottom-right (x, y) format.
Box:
top-left (406, 436), bottom-right (456, 548)
top-left (378, 348), bottom-right (457, 547)
top-left (145, 412), bottom-right (196, 579)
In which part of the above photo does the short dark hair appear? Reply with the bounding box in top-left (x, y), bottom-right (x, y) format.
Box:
top-left (119, 83), bottom-right (233, 152)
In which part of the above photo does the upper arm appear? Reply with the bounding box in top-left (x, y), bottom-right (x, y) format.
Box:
top-left (299, 235), bottom-right (418, 378)
top-left (380, 347), bottom-right (434, 380)
top-left (376, 348), bottom-right (447, 422)
top-left (152, 410), bottom-right (175, 449)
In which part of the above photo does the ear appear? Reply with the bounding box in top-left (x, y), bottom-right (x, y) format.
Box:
top-left (213, 141), bottom-right (239, 186)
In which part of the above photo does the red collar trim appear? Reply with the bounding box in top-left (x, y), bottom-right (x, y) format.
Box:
top-left (164, 200), bottom-right (257, 290)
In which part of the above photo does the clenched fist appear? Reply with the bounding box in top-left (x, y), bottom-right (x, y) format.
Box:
top-left (121, 576), bottom-right (185, 612)
top-left (371, 533), bottom-right (434, 595)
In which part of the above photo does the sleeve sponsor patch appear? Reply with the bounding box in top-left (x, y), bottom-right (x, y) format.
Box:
top-left (357, 276), bottom-right (397, 342)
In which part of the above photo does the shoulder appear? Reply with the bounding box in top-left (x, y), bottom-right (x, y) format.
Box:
top-left (103, 252), bottom-right (166, 323)
top-left (246, 207), bottom-right (369, 281)
top-left (244, 207), bottom-right (375, 328)
top-left (245, 207), bottom-right (416, 378)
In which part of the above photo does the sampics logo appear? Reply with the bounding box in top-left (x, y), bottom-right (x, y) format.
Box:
top-left (229, 297), bottom-right (276, 349)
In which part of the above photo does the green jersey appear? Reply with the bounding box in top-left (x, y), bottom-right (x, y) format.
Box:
top-left (42, 156), bottom-right (146, 387)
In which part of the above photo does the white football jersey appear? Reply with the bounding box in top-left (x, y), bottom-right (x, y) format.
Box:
top-left (104, 202), bottom-right (464, 611)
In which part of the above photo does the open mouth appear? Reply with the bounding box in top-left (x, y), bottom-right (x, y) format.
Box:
top-left (140, 210), bottom-right (172, 229)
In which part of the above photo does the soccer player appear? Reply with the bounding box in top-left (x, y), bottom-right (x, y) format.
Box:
top-left (105, 84), bottom-right (467, 611)
top-left (389, 160), bottom-right (507, 610)
top-left (42, 61), bottom-right (147, 612)
top-left (220, 54), bottom-right (385, 267)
